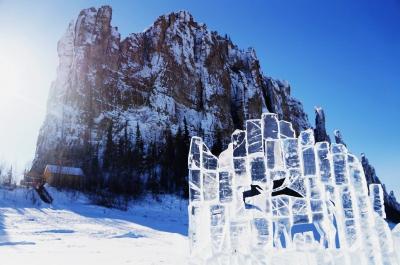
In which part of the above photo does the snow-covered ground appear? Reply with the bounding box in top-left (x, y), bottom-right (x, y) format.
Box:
top-left (0, 187), bottom-right (189, 265)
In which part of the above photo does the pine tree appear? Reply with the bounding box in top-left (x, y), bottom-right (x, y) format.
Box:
top-left (183, 117), bottom-right (190, 147)
top-left (5, 166), bottom-right (13, 186)
top-left (146, 169), bottom-right (159, 197)
top-left (211, 128), bottom-right (223, 156)
top-left (147, 139), bottom-right (158, 165)
top-left (173, 125), bottom-right (183, 192)
top-left (181, 117), bottom-right (190, 197)
top-left (160, 126), bottom-right (174, 192)
top-left (133, 122), bottom-right (144, 169)
top-left (118, 121), bottom-right (133, 171)
top-left (103, 121), bottom-right (114, 170)
top-left (167, 119), bottom-right (192, 197)
top-left (87, 145), bottom-right (102, 191)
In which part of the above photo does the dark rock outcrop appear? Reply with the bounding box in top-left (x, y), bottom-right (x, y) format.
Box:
top-left (361, 154), bottom-right (400, 223)
top-left (333, 129), bottom-right (346, 147)
top-left (314, 107), bottom-right (331, 143)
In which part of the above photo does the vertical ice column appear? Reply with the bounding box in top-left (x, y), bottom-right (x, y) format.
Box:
top-left (202, 143), bottom-right (218, 202)
top-left (347, 154), bottom-right (382, 264)
top-left (248, 187), bottom-right (273, 252)
top-left (300, 130), bottom-right (332, 245)
top-left (188, 137), bottom-right (212, 263)
top-left (246, 119), bottom-right (267, 186)
top-left (282, 138), bottom-right (301, 170)
top-left (272, 195), bottom-right (292, 248)
top-left (278, 120), bottom-right (295, 139)
top-left (262, 113), bottom-right (279, 139)
top-left (315, 142), bottom-right (333, 184)
top-left (272, 128), bottom-right (300, 248)
top-left (315, 142), bottom-right (336, 204)
top-left (248, 184), bottom-right (273, 253)
top-left (219, 171), bottom-right (233, 204)
top-left (189, 204), bottom-right (212, 260)
top-left (265, 139), bottom-right (285, 176)
top-left (232, 130), bottom-right (251, 187)
top-left (332, 144), bottom-right (349, 185)
top-left (188, 137), bottom-right (203, 203)
top-left (291, 130), bottom-right (314, 227)
top-left (264, 115), bottom-right (288, 183)
top-left (231, 129), bottom-right (250, 216)
top-left (347, 154), bottom-right (369, 196)
top-left (210, 204), bottom-right (226, 254)
top-left (230, 130), bottom-right (252, 259)
top-left (315, 141), bottom-right (337, 246)
top-left (279, 135), bottom-right (305, 248)
top-left (251, 215), bottom-right (272, 252)
top-left (369, 184), bottom-right (386, 219)
top-left (218, 144), bottom-right (233, 204)
top-left (392, 224), bottom-right (400, 263)
top-left (338, 185), bottom-right (361, 249)
top-left (244, 114), bottom-right (278, 252)
top-left (374, 214), bottom-right (396, 265)
top-left (262, 113), bottom-right (282, 194)
top-left (202, 143), bottom-right (227, 260)
top-left (332, 142), bottom-right (361, 249)
top-left (245, 118), bottom-right (270, 254)
top-left (247, 119), bottom-right (264, 154)
top-left (369, 185), bottom-right (395, 264)
top-left (229, 220), bottom-right (251, 264)
top-left (282, 138), bottom-right (307, 198)
top-left (216, 145), bottom-right (233, 259)
top-left (299, 129), bottom-right (316, 176)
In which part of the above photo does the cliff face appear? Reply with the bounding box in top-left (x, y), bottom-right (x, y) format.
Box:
top-left (361, 154), bottom-right (400, 223)
top-left (32, 6), bottom-right (400, 222)
top-left (33, 6), bottom-right (309, 171)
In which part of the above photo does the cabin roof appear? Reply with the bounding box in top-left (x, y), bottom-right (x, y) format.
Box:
top-left (44, 165), bottom-right (84, 177)
top-left (26, 170), bottom-right (42, 178)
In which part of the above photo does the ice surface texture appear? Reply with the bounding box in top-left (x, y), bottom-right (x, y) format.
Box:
top-left (188, 113), bottom-right (399, 265)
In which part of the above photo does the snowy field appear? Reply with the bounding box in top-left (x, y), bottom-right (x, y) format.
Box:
top-left (0, 187), bottom-right (189, 265)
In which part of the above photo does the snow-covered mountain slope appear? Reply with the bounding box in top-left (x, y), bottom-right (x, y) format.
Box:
top-left (0, 187), bottom-right (188, 265)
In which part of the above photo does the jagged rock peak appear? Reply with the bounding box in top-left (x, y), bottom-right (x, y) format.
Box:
top-left (73, 6), bottom-right (118, 45)
top-left (156, 10), bottom-right (195, 25)
top-left (333, 129), bottom-right (346, 146)
top-left (313, 107), bottom-right (331, 143)
top-left (361, 153), bottom-right (380, 184)
top-left (361, 153), bottom-right (400, 222)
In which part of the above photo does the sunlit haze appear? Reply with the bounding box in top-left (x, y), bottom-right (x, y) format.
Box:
top-left (0, 14), bottom-right (56, 176)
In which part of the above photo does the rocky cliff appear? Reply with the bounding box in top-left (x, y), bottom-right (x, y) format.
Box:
top-left (33, 6), bottom-right (309, 171)
top-left (32, 6), bottom-right (400, 222)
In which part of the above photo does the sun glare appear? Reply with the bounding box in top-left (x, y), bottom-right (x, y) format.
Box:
top-left (0, 35), bottom-right (48, 173)
top-left (0, 39), bottom-right (36, 106)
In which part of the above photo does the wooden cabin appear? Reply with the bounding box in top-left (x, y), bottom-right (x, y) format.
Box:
top-left (23, 170), bottom-right (45, 188)
top-left (43, 165), bottom-right (85, 189)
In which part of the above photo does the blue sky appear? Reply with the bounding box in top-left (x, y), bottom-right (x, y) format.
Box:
top-left (0, 0), bottom-right (399, 195)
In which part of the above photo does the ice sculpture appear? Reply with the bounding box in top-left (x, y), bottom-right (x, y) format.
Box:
top-left (188, 113), bottom-right (399, 265)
